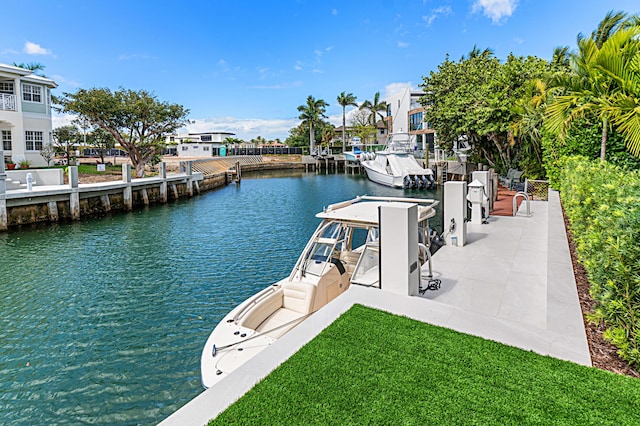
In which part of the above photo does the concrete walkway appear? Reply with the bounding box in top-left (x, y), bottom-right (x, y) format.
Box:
top-left (161, 189), bottom-right (590, 425)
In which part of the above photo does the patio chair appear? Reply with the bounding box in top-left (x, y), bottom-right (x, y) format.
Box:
top-left (506, 170), bottom-right (523, 190)
top-left (499, 168), bottom-right (516, 187)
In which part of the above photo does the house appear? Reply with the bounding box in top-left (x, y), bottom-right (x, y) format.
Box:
top-left (0, 63), bottom-right (57, 167)
top-left (167, 131), bottom-right (235, 157)
top-left (383, 87), bottom-right (436, 152)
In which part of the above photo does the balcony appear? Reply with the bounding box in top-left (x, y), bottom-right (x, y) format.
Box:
top-left (0, 93), bottom-right (16, 111)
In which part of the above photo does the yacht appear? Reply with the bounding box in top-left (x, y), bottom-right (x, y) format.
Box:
top-left (201, 195), bottom-right (439, 389)
top-left (361, 132), bottom-right (435, 189)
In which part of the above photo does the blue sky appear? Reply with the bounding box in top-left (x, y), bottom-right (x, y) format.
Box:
top-left (2, 0), bottom-right (638, 140)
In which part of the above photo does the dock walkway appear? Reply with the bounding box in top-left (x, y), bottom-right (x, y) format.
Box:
top-left (161, 189), bottom-right (589, 425)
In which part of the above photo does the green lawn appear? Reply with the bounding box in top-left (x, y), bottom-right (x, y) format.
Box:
top-left (210, 304), bottom-right (640, 425)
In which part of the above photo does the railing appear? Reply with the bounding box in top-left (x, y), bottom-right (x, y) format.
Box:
top-left (0, 93), bottom-right (16, 111)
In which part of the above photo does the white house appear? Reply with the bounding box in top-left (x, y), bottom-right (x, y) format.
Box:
top-left (383, 87), bottom-right (436, 152)
top-left (0, 63), bottom-right (57, 167)
top-left (167, 132), bottom-right (235, 157)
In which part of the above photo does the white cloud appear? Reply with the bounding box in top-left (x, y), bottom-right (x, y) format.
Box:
top-left (383, 82), bottom-right (417, 100)
top-left (24, 41), bottom-right (52, 56)
top-left (397, 41), bottom-right (409, 48)
top-left (331, 8), bottom-right (338, 16)
top-left (423, 5), bottom-right (452, 26)
top-left (186, 116), bottom-right (299, 140)
top-left (472, 0), bottom-right (518, 24)
top-left (52, 114), bottom-right (76, 129)
top-left (51, 74), bottom-right (81, 88)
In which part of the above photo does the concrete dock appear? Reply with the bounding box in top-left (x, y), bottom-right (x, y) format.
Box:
top-left (160, 189), bottom-right (589, 425)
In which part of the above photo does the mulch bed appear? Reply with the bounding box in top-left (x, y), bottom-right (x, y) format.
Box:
top-left (562, 208), bottom-right (640, 378)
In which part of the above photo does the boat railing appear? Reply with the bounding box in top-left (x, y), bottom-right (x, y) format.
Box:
top-left (232, 285), bottom-right (280, 324)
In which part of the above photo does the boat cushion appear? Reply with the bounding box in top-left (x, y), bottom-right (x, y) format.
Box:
top-left (237, 289), bottom-right (283, 330)
top-left (282, 282), bottom-right (316, 314)
top-left (255, 308), bottom-right (305, 338)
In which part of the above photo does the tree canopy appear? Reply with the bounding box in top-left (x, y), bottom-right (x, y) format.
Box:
top-left (55, 88), bottom-right (189, 176)
top-left (297, 95), bottom-right (329, 153)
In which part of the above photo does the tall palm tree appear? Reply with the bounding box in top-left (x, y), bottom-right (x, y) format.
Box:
top-left (360, 92), bottom-right (387, 142)
top-left (297, 95), bottom-right (329, 154)
top-left (337, 91), bottom-right (357, 152)
top-left (545, 11), bottom-right (637, 161)
top-left (12, 62), bottom-right (46, 76)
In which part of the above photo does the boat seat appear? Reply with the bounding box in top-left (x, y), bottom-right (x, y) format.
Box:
top-left (340, 250), bottom-right (361, 274)
top-left (255, 283), bottom-right (316, 338)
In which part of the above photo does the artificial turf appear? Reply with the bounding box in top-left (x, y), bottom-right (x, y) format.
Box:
top-left (210, 304), bottom-right (640, 425)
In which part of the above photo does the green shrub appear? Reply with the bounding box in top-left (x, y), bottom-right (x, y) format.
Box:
top-left (558, 156), bottom-right (640, 365)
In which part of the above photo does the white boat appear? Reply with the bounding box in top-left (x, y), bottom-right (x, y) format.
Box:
top-left (343, 137), bottom-right (363, 162)
top-left (200, 195), bottom-right (439, 389)
top-left (361, 132), bottom-right (435, 189)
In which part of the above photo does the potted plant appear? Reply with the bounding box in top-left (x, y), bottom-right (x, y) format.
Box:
top-left (5, 159), bottom-right (16, 170)
top-left (18, 159), bottom-right (31, 169)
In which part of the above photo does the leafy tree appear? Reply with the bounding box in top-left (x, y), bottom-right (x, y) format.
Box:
top-left (39, 143), bottom-right (55, 166)
top-left (224, 137), bottom-right (245, 146)
top-left (337, 91), bottom-right (357, 152)
top-left (349, 109), bottom-right (377, 145)
top-left (297, 95), bottom-right (329, 154)
top-left (89, 127), bottom-right (116, 163)
top-left (52, 125), bottom-right (80, 162)
top-left (420, 49), bottom-right (549, 173)
top-left (56, 88), bottom-right (189, 177)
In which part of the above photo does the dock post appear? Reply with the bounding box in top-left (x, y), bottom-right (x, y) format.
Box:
top-left (47, 201), bottom-right (59, 222)
top-left (159, 162), bottom-right (167, 203)
top-left (122, 164), bottom-right (132, 211)
top-left (186, 161), bottom-right (193, 197)
top-left (235, 161), bottom-right (241, 183)
top-left (69, 166), bottom-right (80, 220)
top-left (0, 161), bottom-right (6, 231)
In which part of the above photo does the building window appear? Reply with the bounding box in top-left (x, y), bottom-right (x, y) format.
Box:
top-left (386, 104), bottom-right (392, 117)
top-left (200, 135), bottom-right (212, 142)
top-left (409, 112), bottom-right (423, 131)
top-left (2, 130), bottom-right (11, 151)
top-left (203, 146), bottom-right (210, 151)
top-left (181, 146), bottom-right (189, 151)
top-left (22, 84), bottom-right (42, 103)
top-left (25, 131), bottom-right (43, 151)
top-left (0, 82), bottom-right (14, 94)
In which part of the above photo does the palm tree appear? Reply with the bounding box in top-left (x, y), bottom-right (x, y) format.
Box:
top-left (337, 91), bottom-right (357, 152)
top-left (297, 95), bottom-right (329, 154)
top-left (545, 11), bottom-right (637, 161)
top-left (12, 62), bottom-right (46, 76)
top-left (360, 92), bottom-right (387, 141)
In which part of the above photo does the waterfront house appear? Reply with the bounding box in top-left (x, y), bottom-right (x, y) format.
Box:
top-left (383, 87), bottom-right (436, 152)
top-left (167, 131), bottom-right (235, 157)
top-left (0, 63), bottom-right (57, 167)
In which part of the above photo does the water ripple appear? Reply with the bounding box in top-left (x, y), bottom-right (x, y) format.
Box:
top-left (0, 171), bottom-right (441, 425)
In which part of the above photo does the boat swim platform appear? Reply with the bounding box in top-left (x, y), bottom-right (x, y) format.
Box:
top-left (161, 189), bottom-right (589, 425)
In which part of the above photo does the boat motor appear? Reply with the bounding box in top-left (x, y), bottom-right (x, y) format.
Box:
top-left (403, 175), bottom-right (412, 189)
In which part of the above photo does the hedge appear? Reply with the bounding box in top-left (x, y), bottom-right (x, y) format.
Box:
top-left (558, 156), bottom-right (640, 365)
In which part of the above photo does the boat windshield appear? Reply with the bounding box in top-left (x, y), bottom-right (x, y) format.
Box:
top-left (351, 242), bottom-right (380, 287)
top-left (299, 221), bottom-right (346, 277)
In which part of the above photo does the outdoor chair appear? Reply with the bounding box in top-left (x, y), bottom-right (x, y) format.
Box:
top-left (506, 170), bottom-right (523, 190)
top-left (499, 168), bottom-right (517, 187)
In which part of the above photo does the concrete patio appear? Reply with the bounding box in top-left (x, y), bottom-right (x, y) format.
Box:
top-left (161, 189), bottom-right (590, 425)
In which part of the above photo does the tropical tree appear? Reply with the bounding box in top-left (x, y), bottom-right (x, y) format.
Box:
top-left (349, 109), bottom-right (377, 145)
top-left (545, 11), bottom-right (640, 161)
top-left (359, 92), bottom-right (387, 130)
top-left (39, 143), bottom-right (55, 166)
top-left (297, 95), bottom-right (329, 154)
top-left (337, 91), bottom-right (357, 151)
top-left (545, 18), bottom-right (639, 161)
top-left (56, 88), bottom-right (189, 177)
top-left (12, 62), bottom-right (46, 77)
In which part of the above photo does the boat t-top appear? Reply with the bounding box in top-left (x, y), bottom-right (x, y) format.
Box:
top-left (361, 132), bottom-right (435, 189)
top-left (200, 195), bottom-right (439, 389)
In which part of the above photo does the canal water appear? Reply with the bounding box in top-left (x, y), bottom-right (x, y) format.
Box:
top-left (0, 170), bottom-right (442, 425)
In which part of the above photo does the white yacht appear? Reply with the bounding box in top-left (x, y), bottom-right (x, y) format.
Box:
top-left (200, 195), bottom-right (439, 389)
top-left (343, 137), bottom-right (363, 162)
top-left (361, 132), bottom-right (435, 189)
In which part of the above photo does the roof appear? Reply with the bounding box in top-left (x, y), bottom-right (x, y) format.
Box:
top-left (316, 198), bottom-right (435, 224)
top-left (0, 63), bottom-right (57, 88)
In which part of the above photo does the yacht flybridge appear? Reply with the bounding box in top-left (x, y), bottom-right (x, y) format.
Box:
top-left (201, 195), bottom-right (439, 389)
top-left (361, 132), bottom-right (436, 189)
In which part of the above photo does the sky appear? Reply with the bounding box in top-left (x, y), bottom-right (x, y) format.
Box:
top-left (2, 0), bottom-right (638, 141)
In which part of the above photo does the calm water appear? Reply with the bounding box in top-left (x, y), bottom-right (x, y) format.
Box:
top-left (0, 170), bottom-right (441, 425)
